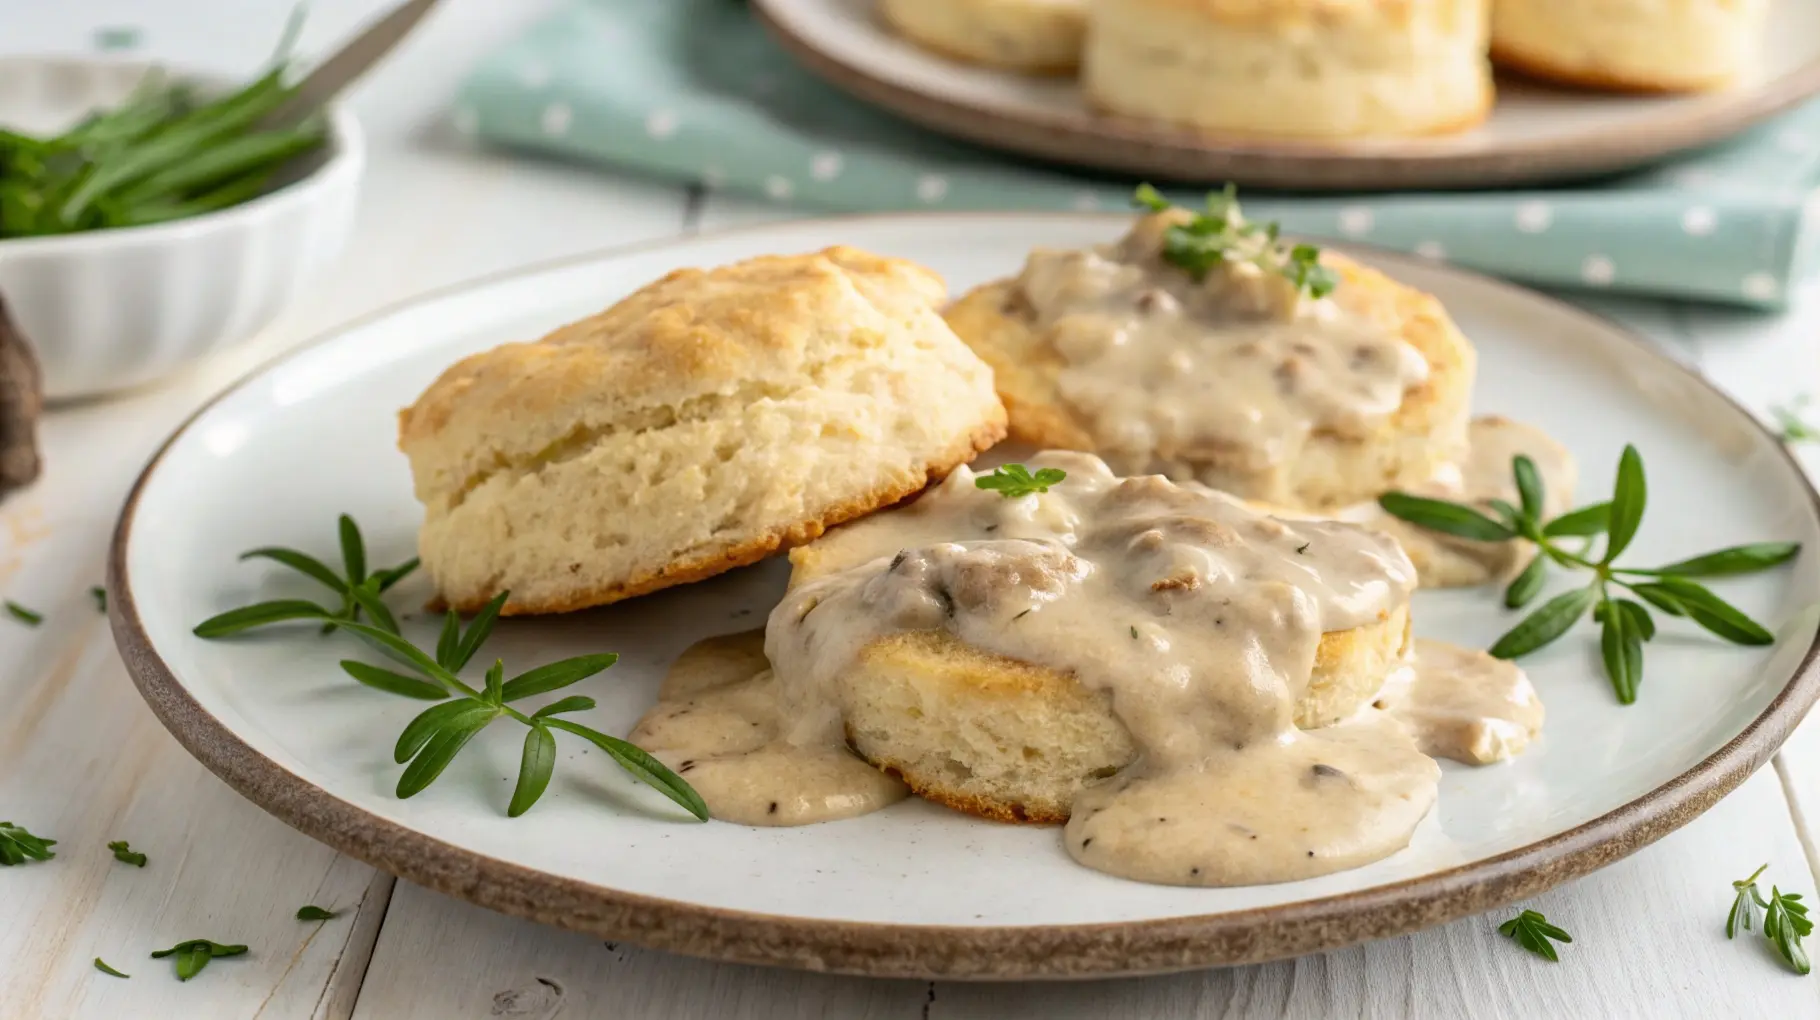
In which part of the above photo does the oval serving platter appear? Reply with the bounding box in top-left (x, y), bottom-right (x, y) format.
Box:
top-left (753, 0), bottom-right (1820, 190)
top-left (112, 214), bottom-right (1820, 979)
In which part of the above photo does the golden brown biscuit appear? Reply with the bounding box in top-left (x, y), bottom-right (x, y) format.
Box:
top-left (880, 0), bottom-right (1086, 74)
top-left (1491, 0), bottom-right (1766, 93)
top-left (839, 605), bottom-right (1411, 823)
top-left (398, 247), bottom-right (1008, 615)
top-left (1083, 0), bottom-right (1494, 138)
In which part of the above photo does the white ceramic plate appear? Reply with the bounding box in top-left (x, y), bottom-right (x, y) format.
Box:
top-left (112, 215), bottom-right (1820, 978)
top-left (753, 0), bottom-right (1820, 189)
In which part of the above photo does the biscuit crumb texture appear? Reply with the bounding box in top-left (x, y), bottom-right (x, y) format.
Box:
top-left (398, 246), bottom-right (1008, 615)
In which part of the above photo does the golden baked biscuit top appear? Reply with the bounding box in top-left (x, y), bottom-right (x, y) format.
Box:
top-left (397, 246), bottom-right (951, 498)
top-left (1112, 0), bottom-right (1472, 26)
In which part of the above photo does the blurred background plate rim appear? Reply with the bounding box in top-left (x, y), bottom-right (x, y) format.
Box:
top-left (751, 0), bottom-right (1820, 190)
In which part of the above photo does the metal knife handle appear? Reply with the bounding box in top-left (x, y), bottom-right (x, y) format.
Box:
top-left (268, 0), bottom-right (444, 125)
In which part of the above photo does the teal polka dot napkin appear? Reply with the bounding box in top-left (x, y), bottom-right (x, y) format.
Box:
top-left (457, 0), bottom-right (1820, 309)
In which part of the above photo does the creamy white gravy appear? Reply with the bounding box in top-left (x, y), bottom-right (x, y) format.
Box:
top-left (630, 453), bottom-right (1550, 887)
top-left (1011, 212), bottom-right (1429, 502)
top-left (1375, 639), bottom-right (1544, 765)
top-left (628, 630), bottom-right (909, 826)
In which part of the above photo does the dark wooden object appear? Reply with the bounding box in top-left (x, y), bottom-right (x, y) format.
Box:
top-left (0, 295), bottom-right (44, 498)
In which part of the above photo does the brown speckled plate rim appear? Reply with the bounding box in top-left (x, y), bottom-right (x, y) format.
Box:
top-left (108, 214), bottom-right (1820, 980)
top-left (750, 0), bottom-right (1820, 190)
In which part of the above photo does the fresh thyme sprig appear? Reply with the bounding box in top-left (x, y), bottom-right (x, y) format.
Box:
top-left (193, 515), bottom-right (705, 821)
top-left (150, 939), bottom-right (246, 981)
top-left (1380, 445), bottom-right (1799, 704)
top-left (0, 821), bottom-right (55, 865)
top-left (1730, 864), bottom-right (1812, 975)
top-left (976, 463), bottom-right (1066, 498)
top-left (1498, 909), bottom-right (1572, 961)
top-left (1133, 183), bottom-right (1338, 300)
top-left (192, 515), bottom-right (418, 638)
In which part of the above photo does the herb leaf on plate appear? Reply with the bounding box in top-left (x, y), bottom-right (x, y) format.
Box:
top-left (191, 518), bottom-right (703, 822)
top-left (193, 515), bottom-right (419, 638)
top-left (1380, 445), bottom-right (1799, 704)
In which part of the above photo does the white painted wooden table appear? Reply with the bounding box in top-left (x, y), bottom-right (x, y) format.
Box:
top-left (3, 3), bottom-right (1818, 1017)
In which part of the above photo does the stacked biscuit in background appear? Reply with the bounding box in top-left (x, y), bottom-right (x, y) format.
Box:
top-left (878, 0), bottom-right (1770, 138)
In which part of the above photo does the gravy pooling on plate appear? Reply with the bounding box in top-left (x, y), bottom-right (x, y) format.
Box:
top-left (631, 453), bottom-right (1548, 888)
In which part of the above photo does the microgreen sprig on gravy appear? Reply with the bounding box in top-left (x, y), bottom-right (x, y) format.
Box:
top-left (1730, 864), bottom-right (1813, 975)
top-left (1133, 183), bottom-right (1338, 300)
top-left (976, 463), bottom-right (1066, 498)
top-left (1380, 445), bottom-right (1799, 704)
top-left (193, 515), bottom-right (706, 820)
top-left (192, 515), bottom-right (419, 638)
top-left (0, 821), bottom-right (55, 865)
top-left (1498, 909), bottom-right (1572, 962)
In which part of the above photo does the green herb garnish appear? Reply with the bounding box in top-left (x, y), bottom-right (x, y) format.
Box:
top-left (191, 514), bottom-right (419, 638)
top-left (107, 840), bottom-right (146, 867)
top-left (1498, 909), bottom-right (1572, 961)
top-left (1772, 396), bottom-right (1820, 445)
top-left (193, 515), bottom-right (704, 821)
top-left (0, 20), bottom-right (324, 238)
top-left (296, 905), bottom-right (337, 921)
top-left (0, 821), bottom-right (55, 865)
top-left (150, 940), bottom-right (247, 981)
top-left (91, 586), bottom-right (107, 612)
top-left (1380, 446), bottom-right (1799, 704)
top-left (1133, 183), bottom-right (1337, 299)
top-left (93, 957), bottom-right (130, 978)
top-left (975, 464), bottom-right (1066, 498)
top-left (5, 600), bottom-right (42, 626)
top-left (1730, 864), bottom-right (1812, 975)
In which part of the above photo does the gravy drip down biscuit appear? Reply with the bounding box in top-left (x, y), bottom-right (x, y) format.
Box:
top-left (398, 246), bottom-right (1007, 615)
top-left (772, 452), bottom-right (1433, 887)
top-left (945, 203), bottom-right (1474, 509)
top-left (634, 453), bottom-right (1546, 887)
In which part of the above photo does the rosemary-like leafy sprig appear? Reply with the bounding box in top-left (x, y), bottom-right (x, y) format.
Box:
top-left (191, 514), bottom-right (418, 638)
top-left (192, 516), bottom-right (705, 820)
top-left (1381, 445), bottom-right (1799, 704)
top-left (1730, 863), bottom-right (1813, 975)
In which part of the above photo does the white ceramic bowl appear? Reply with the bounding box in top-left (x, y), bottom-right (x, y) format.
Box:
top-left (0, 57), bottom-right (363, 399)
